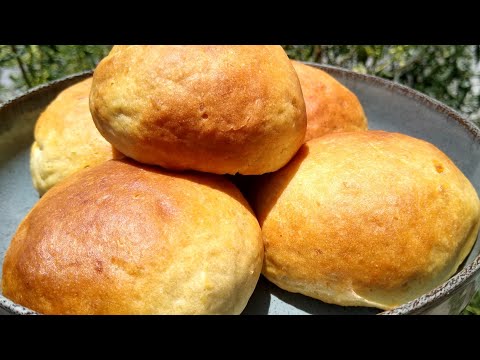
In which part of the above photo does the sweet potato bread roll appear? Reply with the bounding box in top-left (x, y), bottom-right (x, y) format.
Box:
top-left (250, 131), bottom-right (480, 310)
top-left (30, 78), bottom-right (122, 195)
top-left (3, 160), bottom-right (263, 314)
top-left (292, 61), bottom-right (368, 141)
top-left (90, 45), bottom-right (306, 175)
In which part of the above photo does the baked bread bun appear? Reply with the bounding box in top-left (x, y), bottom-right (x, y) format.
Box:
top-left (250, 131), bottom-right (480, 310)
top-left (3, 159), bottom-right (263, 314)
top-left (90, 45), bottom-right (307, 175)
top-left (292, 61), bottom-right (368, 141)
top-left (30, 78), bottom-right (122, 195)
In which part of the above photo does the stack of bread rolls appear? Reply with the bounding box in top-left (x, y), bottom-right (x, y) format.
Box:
top-left (2, 45), bottom-right (479, 314)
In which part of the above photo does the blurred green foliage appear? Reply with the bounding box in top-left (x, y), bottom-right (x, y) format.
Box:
top-left (463, 291), bottom-right (480, 315)
top-left (284, 45), bottom-right (480, 124)
top-left (0, 45), bottom-right (479, 314)
top-left (1, 45), bottom-right (479, 125)
top-left (0, 45), bottom-right (112, 101)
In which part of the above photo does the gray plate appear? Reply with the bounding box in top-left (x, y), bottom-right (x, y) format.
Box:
top-left (1, 63), bottom-right (480, 315)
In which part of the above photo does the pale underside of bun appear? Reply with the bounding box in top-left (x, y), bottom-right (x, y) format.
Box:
top-left (251, 131), bottom-right (480, 310)
top-left (3, 160), bottom-right (263, 314)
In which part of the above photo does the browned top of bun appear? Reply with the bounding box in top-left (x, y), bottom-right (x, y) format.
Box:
top-left (292, 61), bottom-right (368, 141)
top-left (90, 46), bottom-right (306, 175)
top-left (30, 78), bottom-right (122, 195)
top-left (251, 131), bottom-right (479, 309)
top-left (3, 160), bottom-right (263, 314)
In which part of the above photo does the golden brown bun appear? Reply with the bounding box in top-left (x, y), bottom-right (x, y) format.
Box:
top-left (3, 160), bottom-right (263, 314)
top-left (30, 78), bottom-right (123, 196)
top-left (250, 131), bottom-right (480, 310)
top-left (90, 45), bottom-right (307, 175)
top-left (292, 61), bottom-right (368, 141)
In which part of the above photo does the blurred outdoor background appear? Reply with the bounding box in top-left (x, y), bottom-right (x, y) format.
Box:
top-left (0, 45), bottom-right (479, 314)
top-left (2, 45), bottom-right (480, 126)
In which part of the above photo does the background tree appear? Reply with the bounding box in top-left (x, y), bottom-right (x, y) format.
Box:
top-left (0, 45), bottom-right (112, 102)
top-left (2, 45), bottom-right (479, 125)
top-left (284, 45), bottom-right (480, 124)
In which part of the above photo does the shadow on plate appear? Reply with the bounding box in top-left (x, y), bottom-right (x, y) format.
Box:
top-left (242, 276), bottom-right (272, 315)
top-left (243, 275), bottom-right (380, 315)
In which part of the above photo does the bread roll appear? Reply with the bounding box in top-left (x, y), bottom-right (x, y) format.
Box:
top-left (292, 61), bottom-right (368, 141)
top-left (3, 160), bottom-right (263, 314)
top-left (90, 45), bottom-right (306, 175)
top-left (30, 78), bottom-right (122, 195)
top-left (250, 131), bottom-right (480, 310)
